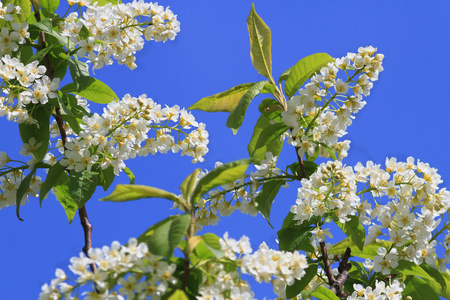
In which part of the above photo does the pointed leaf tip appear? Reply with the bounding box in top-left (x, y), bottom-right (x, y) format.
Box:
top-left (247, 4), bottom-right (273, 80)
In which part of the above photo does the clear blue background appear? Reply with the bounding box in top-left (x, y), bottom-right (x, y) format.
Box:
top-left (1, 0), bottom-right (449, 298)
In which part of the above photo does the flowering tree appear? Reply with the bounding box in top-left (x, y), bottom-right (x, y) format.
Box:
top-left (1, 0), bottom-right (449, 299)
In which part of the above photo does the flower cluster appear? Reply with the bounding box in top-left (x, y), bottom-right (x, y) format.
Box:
top-left (357, 157), bottom-right (450, 269)
top-left (290, 160), bottom-right (359, 225)
top-left (0, 55), bottom-right (60, 123)
top-left (241, 242), bottom-right (309, 298)
top-left (39, 238), bottom-right (178, 300)
top-left (281, 46), bottom-right (384, 160)
top-left (192, 152), bottom-right (285, 232)
top-left (197, 233), bottom-right (309, 299)
top-left (61, 0), bottom-right (180, 70)
top-left (291, 156), bottom-right (450, 273)
top-left (54, 94), bottom-right (209, 175)
top-left (197, 262), bottom-right (255, 300)
top-left (0, 21), bottom-right (29, 57)
top-left (347, 279), bottom-right (405, 300)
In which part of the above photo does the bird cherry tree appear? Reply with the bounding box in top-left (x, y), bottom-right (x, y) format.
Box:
top-left (0, 0), bottom-right (449, 299)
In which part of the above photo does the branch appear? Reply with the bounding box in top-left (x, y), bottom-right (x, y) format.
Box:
top-left (78, 206), bottom-right (97, 274)
top-left (320, 241), bottom-right (335, 284)
top-left (36, 16), bottom-right (98, 282)
top-left (294, 145), bottom-right (307, 179)
top-left (320, 242), bottom-right (352, 298)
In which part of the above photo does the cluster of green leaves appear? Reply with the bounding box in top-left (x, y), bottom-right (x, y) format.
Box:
top-left (188, 4), bottom-right (335, 238)
top-left (189, 0), bottom-right (336, 259)
top-left (101, 159), bottom-right (252, 299)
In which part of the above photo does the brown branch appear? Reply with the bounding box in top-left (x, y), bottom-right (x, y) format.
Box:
top-left (294, 145), bottom-right (307, 179)
top-left (78, 206), bottom-right (97, 274)
top-left (54, 106), bottom-right (98, 276)
top-left (320, 241), bottom-right (335, 284)
top-left (53, 76), bottom-right (98, 282)
top-left (289, 132), bottom-right (307, 179)
top-left (31, 0), bottom-right (98, 291)
top-left (320, 242), bottom-right (352, 298)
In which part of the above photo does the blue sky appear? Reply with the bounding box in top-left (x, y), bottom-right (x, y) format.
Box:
top-left (1, 1), bottom-right (450, 299)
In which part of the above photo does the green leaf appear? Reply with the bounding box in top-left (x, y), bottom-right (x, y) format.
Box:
top-left (328, 238), bottom-right (392, 260)
top-left (138, 214), bottom-right (191, 257)
top-left (281, 211), bottom-right (297, 229)
top-left (200, 233), bottom-right (224, 259)
top-left (18, 105), bottom-right (50, 162)
top-left (255, 179), bottom-right (283, 228)
top-left (226, 81), bottom-right (267, 134)
top-left (284, 53), bottom-right (334, 98)
top-left (67, 57), bottom-right (91, 92)
top-left (193, 233), bottom-right (225, 260)
top-left (252, 121), bottom-right (288, 154)
top-left (258, 98), bottom-right (283, 122)
top-left (179, 169), bottom-right (201, 204)
top-left (247, 4), bottom-right (272, 80)
top-left (168, 290), bottom-right (189, 300)
top-left (25, 46), bottom-right (54, 65)
top-left (191, 159), bottom-right (251, 205)
top-left (277, 227), bottom-right (314, 253)
top-left (100, 184), bottom-right (181, 204)
top-left (396, 261), bottom-right (446, 292)
top-left (310, 286), bottom-right (340, 300)
top-left (319, 142), bottom-right (338, 161)
top-left (49, 46), bottom-right (69, 80)
top-left (61, 77), bottom-right (118, 104)
top-left (40, 0), bottom-right (59, 15)
top-left (18, 45), bottom-right (33, 63)
top-left (68, 170), bottom-right (98, 208)
top-left (93, 0), bottom-right (118, 5)
top-left (278, 67), bottom-right (291, 85)
top-left (53, 173), bottom-right (78, 224)
top-left (16, 163), bottom-right (44, 219)
top-left (124, 167), bottom-right (135, 184)
top-left (97, 166), bottom-right (115, 191)
top-left (188, 83), bottom-right (258, 112)
top-left (332, 215), bottom-right (365, 251)
top-left (288, 161), bottom-right (319, 179)
top-left (261, 82), bottom-right (276, 94)
top-left (248, 114), bottom-right (284, 164)
top-left (403, 276), bottom-right (440, 300)
top-left (278, 212), bottom-right (319, 253)
top-left (78, 24), bottom-right (90, 40)
top-left (58, 94), bottom-right (81, 134)
top-left (421, 269), bottom-right (450, 298)
top-left (286, 264), bottom-right (318, 298)
top-left (39, 161), bottom-right (66, 205)
top-left (348, 261), bottom-right (370, 286)
top-left (28, 18), bottom-right (68, 47)
top-left (420, 264), bottom-right (447, 294)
